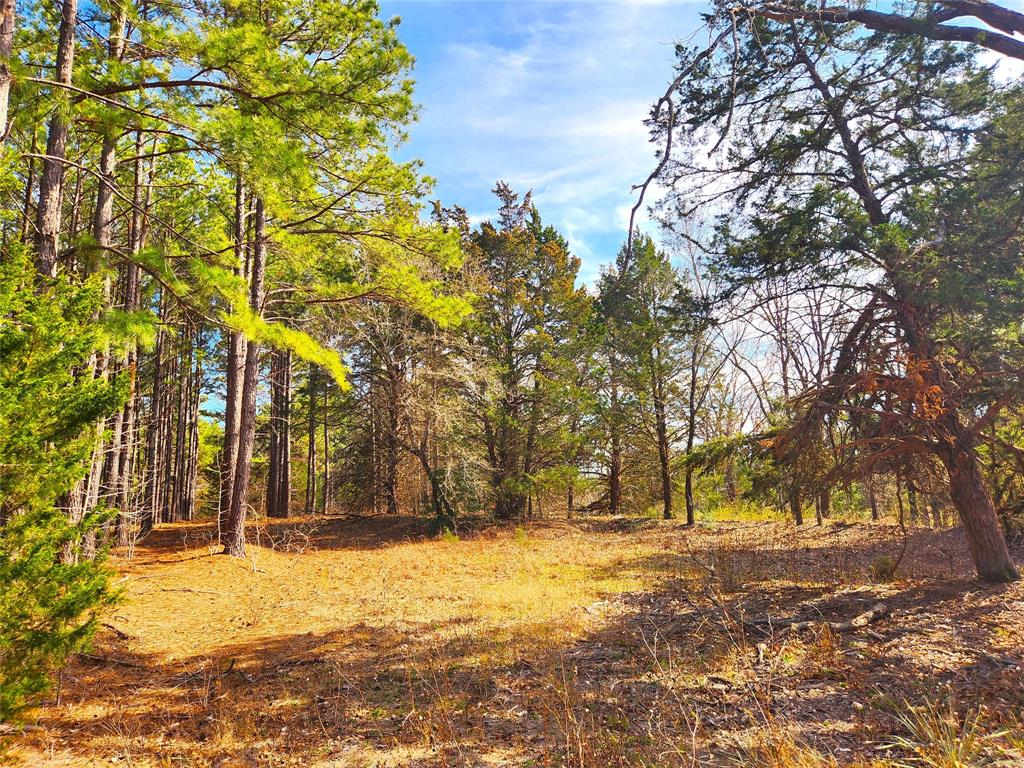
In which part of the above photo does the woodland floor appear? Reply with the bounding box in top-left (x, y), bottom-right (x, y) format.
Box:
top-left (9, 515), bottom-right (1024, 767)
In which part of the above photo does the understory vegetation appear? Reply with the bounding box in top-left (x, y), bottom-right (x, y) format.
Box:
top-left (1, 0), bottom-right (1023, 764)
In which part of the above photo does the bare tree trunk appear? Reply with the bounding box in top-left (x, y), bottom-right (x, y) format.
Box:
top-left (650, 354), bottom-right (673, 520)
top-left (789, 487), bottom-right (804, 526)
top-left (868, 477), bottom-right (879, 521)
top-left (34, 0), bottom-right (77, 276)
top-left (683, 467), bottom-right (695, 526)
top-left (609, 371), bottom-right (622, 516)
top-left (224, 195), bottom-right (266, 557)
top-left (655, 403), bottom-right (673, 520)
top-left (683, 341), bottom-right (701, 525)
top-left (219, 178), bottom-right (248, 541)
top-left (723, 457), bottom-right (737, 502)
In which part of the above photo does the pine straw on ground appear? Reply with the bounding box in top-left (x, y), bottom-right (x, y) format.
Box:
top-left (9, 516), bottom-right (1024, 767)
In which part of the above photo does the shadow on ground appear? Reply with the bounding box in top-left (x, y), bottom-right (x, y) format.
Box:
top-left (18, 518), bottom-right (1024, 767)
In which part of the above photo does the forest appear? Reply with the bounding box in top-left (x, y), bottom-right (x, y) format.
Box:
top-left (1, 0), bottom-right (1023, 765)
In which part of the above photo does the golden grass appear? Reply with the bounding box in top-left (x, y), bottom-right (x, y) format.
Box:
top-left (7, 515), bottom-right (1022, 768)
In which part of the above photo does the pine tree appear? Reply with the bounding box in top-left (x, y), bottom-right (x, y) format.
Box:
top-left (0, 248), bottom-right (122, 723)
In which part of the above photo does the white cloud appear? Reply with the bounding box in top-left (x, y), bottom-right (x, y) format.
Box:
top-left (392, 0), bottom-right (704, 281)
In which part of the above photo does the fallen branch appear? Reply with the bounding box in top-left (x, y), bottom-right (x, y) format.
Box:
top-left (76, 652), bottom-right (148, 669)
top-left (101, 622), bottom-right (130, 640)
top-left (757, 603), bottom-right (890, 634)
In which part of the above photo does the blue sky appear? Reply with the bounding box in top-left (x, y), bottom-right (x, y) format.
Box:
top-left (379, 0), bottom-right (709, 284)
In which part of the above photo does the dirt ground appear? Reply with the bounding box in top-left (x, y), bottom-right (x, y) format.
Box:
top-left (9, 515), bottom-right (1024, 767)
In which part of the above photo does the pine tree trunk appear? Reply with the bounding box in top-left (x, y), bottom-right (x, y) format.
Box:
top-left (0, 0), bottom-right (13, 144)
top-left (281, 355), bottom-right (291, 517)
top-left (114, 140), bottom-right (147, 543)
top-left (268, 348), bottom-right (292, 518)
top-left (34, 0), bottom-right (77, 276)
top-left (321, 384), bottom-right (330, 514)
top-left (140, 292), bottom-right (166, 535)
top-left (305, 367), bottom-right (317, 515)
top-left (224, 196), bottom-right (266, 557)
top-left (384, 401), bottom-right (399, 516)
top-left (268, 352), bottom-right (281, 518)
top-left (219, 179), bottom-right (248, 541)
top-left (19, 132), bottom-right (37, 243)
top-left (183, 334), bottom-right (202, 521)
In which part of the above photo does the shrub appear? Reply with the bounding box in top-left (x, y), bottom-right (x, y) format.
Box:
top-left (871, 555), bottom-right (898, 582)
top-left (0, 250), bottom-right (122, 723)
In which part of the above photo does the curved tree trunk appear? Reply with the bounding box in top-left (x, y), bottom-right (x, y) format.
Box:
top-left (942, 427), bottom-right (1018, 582)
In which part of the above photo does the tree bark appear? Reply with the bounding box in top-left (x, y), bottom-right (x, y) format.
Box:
top-left (224, 195), bottom-right (266, 557)
top-left (723, 457), bottom-right (737, 502)
top-left (655, 405), bottom-right (673, 521)
top-left (942, 426), bottom-right (1019, 582)
top-left (789, 487), bottom-right (804, 526)
top-left (268, 348), bottom-right (292, 518)
top-left (219, 178), bottom-right (247, 541)
top-left (609, 364), bottom-right (622, 516)
top-left (34, 0), bottom-right (77, 276)
top-left (684, 340), bottom-right (701, 525)
top-left (305, 367), bottom-right (317, 514)
top-left (0, 0), bottom-right (13, 144)
top-left (321, 384), bottom-right (330, 513)
top-left (650, 351), bottom-right (673, 520)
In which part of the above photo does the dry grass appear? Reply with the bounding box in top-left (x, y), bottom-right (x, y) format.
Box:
top-left (7, 515), bottom-right (1023, 767)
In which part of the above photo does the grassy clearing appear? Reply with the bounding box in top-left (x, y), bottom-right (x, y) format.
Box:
top-left (9, 516), bottom-right (1023, 767)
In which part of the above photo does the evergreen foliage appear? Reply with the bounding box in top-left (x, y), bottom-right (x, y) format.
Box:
top-left (0, 249), bottom-right (121, 723)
